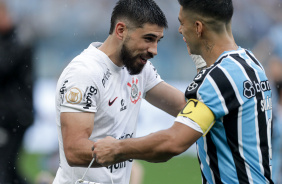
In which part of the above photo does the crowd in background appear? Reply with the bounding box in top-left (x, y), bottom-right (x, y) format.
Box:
top-left (1, 0), bottom-right (282, 183)
top-left (5, 0), bottom-right (281, 80)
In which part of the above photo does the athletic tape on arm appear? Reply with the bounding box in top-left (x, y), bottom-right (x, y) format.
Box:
top-left (190, 55), bottom-right (206, 70)
top-left (177, 99), bottom-right (215, 136)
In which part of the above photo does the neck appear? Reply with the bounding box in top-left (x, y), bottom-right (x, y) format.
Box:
top-left (201, 30), bottom-right (238, 67)
top-left (98, 35), bottom-right (123, 67)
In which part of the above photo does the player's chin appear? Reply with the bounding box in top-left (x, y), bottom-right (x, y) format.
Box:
top-left (187, 45), bottom-right (198, 55)
top-left (130, 64), bottom-right (145, 75)
top-left (187, 45), bottom-right (192, 55)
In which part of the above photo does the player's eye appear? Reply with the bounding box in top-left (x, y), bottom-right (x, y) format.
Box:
top-left (144, 37), bottom-right (154, 42)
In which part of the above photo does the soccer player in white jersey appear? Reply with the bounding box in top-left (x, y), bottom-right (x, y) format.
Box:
top-left (52, 0), bottom-right (189, 183)
top-left (93, 0), bottom-right (274, 183)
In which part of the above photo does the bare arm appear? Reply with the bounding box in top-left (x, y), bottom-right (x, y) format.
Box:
top-left (93, 122), bottom-right (202, 166)
top-left (61, 112), bottom-right (100, 167)
top-left (145, 81), bottom-right (186, 117)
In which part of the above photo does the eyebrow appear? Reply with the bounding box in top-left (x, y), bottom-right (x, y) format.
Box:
top-left (144, 34), bottom-right (164, 40)
top-left (143, 33), bottom-right (164, 40)
top-left (144, 33), bottom-right (164, 38)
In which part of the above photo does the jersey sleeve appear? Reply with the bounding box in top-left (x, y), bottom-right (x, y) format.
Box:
top-left (142, 61), bottom-right (163, 97)
top-left (175, 99), bottom-right (215, 136)
top-left (57, 61), bottom-right (101, 113)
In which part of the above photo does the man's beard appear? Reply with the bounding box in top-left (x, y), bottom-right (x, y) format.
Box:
top-left (120, 43), bottom-right (151, 75)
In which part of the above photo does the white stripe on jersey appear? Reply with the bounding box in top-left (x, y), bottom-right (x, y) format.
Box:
top-left (203, 136), bottom-right (216, 184)
top-left (218, 64), bottom-right (244, 105)
top-left (206, 75), bottom-right (229, 115)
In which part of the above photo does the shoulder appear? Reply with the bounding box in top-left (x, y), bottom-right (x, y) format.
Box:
top-left (143, 60), bottom-right (155, 71)
top-left (185, 55), bottom-right (238, 99)
top-left (66, 59), bottom-right (103, 77)
top-left (141, 60), bottom-right (160, 77)
top-left (58, 55), bottom-right (106, 92)
top-left (67, 44), bottom-right (109, 77)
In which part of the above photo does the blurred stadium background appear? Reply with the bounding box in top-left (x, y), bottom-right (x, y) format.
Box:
top-left (1, 0), bottom-right (282, 183)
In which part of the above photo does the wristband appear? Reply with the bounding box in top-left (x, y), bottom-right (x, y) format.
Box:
top-left (191, 55), bottom-right (206, 69)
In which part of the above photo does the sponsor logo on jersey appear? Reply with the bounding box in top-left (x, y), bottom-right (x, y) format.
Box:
top-left (65, 87), bottom-right (82, 104)
top-left (107, 159), bottom-right (133, 173)
top-left (151, 64), bottom-right (159, 78)
top-left (120, 99), bottom-right (127, 111)
top-left (59, 80), bottom-right (68, 104)
top-left (109, 97), bottom-right (118, 106)
top-left (127, 77), bottom-right (141, 104)
top-left (243, 80), bottom-right (271, 99)
top-left (261, 95), bottom-right (272, 112)
top-left (83, 86), bottom-right (97, 109)
top-left (102, 68), bottom-right (112, 88)
top-left (107, 132), bottom-right (134, 173)
top-left (118, 132), bottom-right (133, 140)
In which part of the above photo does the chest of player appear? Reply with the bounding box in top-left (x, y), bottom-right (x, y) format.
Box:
top-left (99, 72), bottom-right (144, 117)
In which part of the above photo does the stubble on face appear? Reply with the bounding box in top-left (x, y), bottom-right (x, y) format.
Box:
top-left (120, 40), bottom-right (145, 75)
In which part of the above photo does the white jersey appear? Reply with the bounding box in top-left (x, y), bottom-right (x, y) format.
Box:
top-left (53, 42), bottom-right (162, 184)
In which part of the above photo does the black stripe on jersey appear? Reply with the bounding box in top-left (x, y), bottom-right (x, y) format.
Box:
top-left (185, 55), bottom-right (227, 100)
top-left (209, 66), bottom-right (241, 114)
top-left (245, 50), bottom-right (263, 71)
top-left (209, 66), bottom-right (249, 183)
top-left (206, 133), bottom-right (223, 184)
top-left (197, 153), bottom-right (208, 184)
top-left (230, 54), bottom-right (273, 184)
top-left (223, 110), bottom-right (250, 184)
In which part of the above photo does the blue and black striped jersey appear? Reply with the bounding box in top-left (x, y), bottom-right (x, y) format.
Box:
top-left (185, 47), bottom-right (273, 184)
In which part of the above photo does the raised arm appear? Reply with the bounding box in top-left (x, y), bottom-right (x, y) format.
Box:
top-left (61, 112), bottom-right (100, 167)
top-left (145, 81), bottom-right (186, 117)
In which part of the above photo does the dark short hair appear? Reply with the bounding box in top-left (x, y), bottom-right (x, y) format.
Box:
top-left (178, 0), bottom-right (233, 23)
top-left (109, 0), bottom-right (168, 34)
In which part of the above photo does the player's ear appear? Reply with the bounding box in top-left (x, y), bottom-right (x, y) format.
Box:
top-left (195, 21), bottom-right (203, 38)
top-left (115, 22), bottom-right (127, 40)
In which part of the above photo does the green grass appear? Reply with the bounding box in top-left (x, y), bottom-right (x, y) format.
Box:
top-left (18, 148), bottom-right (201, 184)
top-left (138, 154), bottom-right (201, 184)
top-left (18, 149), bottom-right (45, 183)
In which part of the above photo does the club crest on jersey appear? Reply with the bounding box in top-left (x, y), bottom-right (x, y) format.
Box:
top-left (127, 78), bottom-right (141, 104)
top-left (65, 87), bottom-right (82, 104)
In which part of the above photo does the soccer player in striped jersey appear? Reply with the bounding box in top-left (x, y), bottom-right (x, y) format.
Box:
top-left (92, 0), bottom-right (274, 183)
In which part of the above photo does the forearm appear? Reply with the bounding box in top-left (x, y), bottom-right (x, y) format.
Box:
top-left (64, 138), bottom-right (100, 167)
top-left (93, 122), bottom-right (201, 166)
top-left (117, 130), bottom-right (182, 163)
